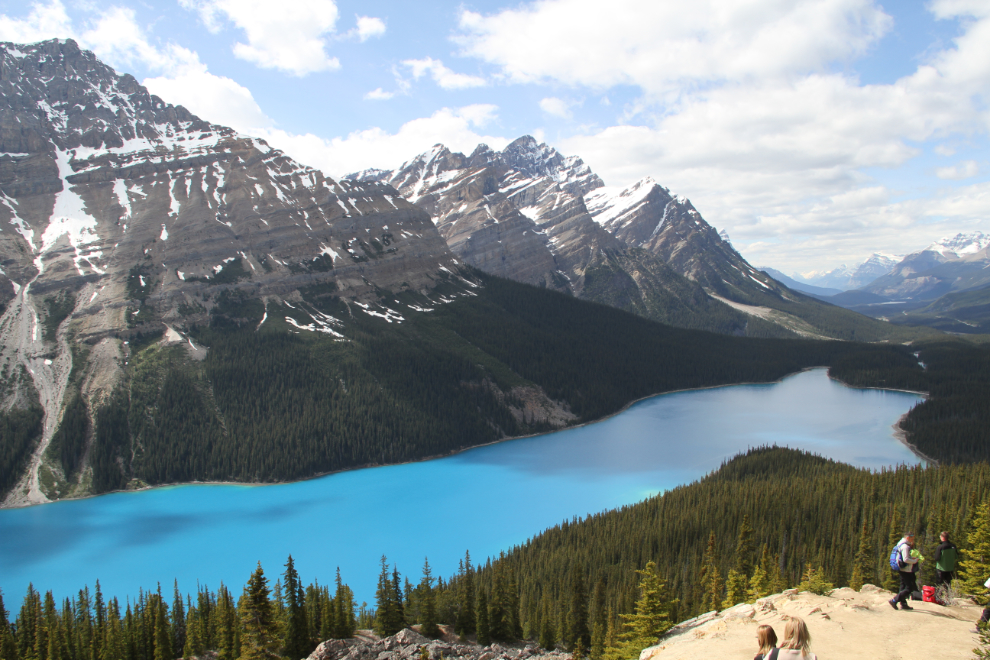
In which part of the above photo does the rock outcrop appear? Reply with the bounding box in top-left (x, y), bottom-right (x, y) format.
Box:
top-left (307, 628), bottom-right (570, 660)
top-left (640, 585), bottom-right (981, 660)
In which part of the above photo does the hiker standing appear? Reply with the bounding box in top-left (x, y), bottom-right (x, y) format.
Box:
top-left (933, 531), bottom-right (958, 587)
top-left (889, 532), bottom-right (920, 610)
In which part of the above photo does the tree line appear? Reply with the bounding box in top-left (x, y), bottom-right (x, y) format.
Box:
top-left (0, 556), bottom-right (356, 660)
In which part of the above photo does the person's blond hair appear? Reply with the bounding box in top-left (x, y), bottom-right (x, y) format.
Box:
top-left (780, 617), bottom-right (812, 655)
top-left (757, 624), bottom-right (778, 655)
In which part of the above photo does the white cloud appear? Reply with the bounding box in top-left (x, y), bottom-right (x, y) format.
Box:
top-left (0, 0), bottom-right (73, 42)
top-left (181, 0), bottom-right (341, 76)
top-left (453, 0), bottom-right (990, 272)
top-left (539, 97), bottom-right (573, 119)
top-left (456, 0), bottom-right (892, 92)
top-left (935, 160), bottom-right (980, 180)
top-left (354, 16), bottom-right (386, 42)
top-left (254, 105), bottom-right (508, 177)
top-left (143, 46), bottom-right (273, 131)
top-left (402, 57), bottom-right (486, 90)
top-left (364, 87), bottom-right (395, 101)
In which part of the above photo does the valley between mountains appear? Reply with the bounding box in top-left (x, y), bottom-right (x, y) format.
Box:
top-left (0, 38), bottom-right (983, 510)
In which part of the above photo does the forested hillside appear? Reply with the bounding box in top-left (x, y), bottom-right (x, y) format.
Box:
top-left (77, 271), bottom-right (940, 495)
top-left (430, 447), bottom-right (990, 655)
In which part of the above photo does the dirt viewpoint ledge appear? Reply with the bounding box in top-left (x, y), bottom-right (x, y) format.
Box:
top-left (640, 585), bottom-right (981, 660)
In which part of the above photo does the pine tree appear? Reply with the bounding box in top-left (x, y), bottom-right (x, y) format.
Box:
top-left (602, 607), bottom-right (620, 660)
top-left (333, 569), bottom-right (354, 639)
top-left (171, 581), bottom-right (186, 658)
top-left (614, 562), bottom-right (676, 660)
top-left (488, 568), bottom-right (509, 642)
top-left (373, 557), bottom-right (404, 637)
top-left (476, 590), bottom-right (490, 647)
top-left (566, 566), bottom-right (589, 652)
top-left (734, 515), bottom-right (755, 577)
top-left (720, 570), bottom-right (747, 610)
top-left (455, 553), bottom-right (476, 638)
top-left (281, 556), bottom-right (310, 659)
top-left (238, 563), bottom-right (279, 660)
top-left (538, 594), bottom-right (555, 651)
top-left (849, 521), bottom-right (874, 591)
top-left (698, 532), bottom-right (723, 613)
top-left (0, 588), bottom-right (16, 660)
top-left (959, 500), bottom-right (990, 602)
top-left (418, 559), bottom-right (440, 639)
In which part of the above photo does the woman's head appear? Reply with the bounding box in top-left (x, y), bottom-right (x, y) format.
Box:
top-left (756, 624), bottom-right (777, 654)
top-left (781, 617), bottom-right (811, 654)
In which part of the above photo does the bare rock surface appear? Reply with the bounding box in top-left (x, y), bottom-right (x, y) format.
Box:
top-left (640, 586), bottom-right (981, 660)
top-left (308, 628), bottom-right (570, 660)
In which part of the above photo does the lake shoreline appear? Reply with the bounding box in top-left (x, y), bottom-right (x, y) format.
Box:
top-left (3, 366), bottom-right (929, 509)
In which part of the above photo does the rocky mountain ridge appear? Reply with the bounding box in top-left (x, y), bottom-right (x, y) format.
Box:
top-left (348, 138), bottom-right (800, 337)
top-left (0, 38), bottom-right (476, 506)
top-left (355, 139), bottom-right (922, 341)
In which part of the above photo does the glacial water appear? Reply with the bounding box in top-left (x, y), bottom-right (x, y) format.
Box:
top-left (0, 369), bottom-right (923, 607)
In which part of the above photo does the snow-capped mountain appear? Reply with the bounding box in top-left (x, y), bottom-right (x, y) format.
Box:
top-left (797, 253), bottom-right (901, 291)
top-left (349, 137), bottom-right (782, 335)
top-left (0, 39), bottom-right (473, 506)
top-left (925, 231), bottom-right (990, 257)
top-left (860, 232), bottom-right (990, 301)
top-left (353, 139), bottom-right (900, 341)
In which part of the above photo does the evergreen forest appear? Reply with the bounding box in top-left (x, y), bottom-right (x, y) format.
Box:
top-left (47, 272), bottom-right (990, 495)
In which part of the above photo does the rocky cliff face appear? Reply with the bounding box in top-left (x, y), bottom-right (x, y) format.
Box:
top-left (0, 39), bottom-right (472, 506)
top-left (348, 138), bottom-right (751, 335)
top-left (583, 178), bottom-right (788, 304)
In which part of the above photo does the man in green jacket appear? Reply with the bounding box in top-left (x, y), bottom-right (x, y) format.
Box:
top-left (934, 531), bottom-right (958, 587)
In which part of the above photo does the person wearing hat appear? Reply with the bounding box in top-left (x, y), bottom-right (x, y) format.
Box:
top-left (889, 532), bottom-right (920, 610)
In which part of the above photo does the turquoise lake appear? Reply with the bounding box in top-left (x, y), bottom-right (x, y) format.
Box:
top-left (0, 368), bottom-right (923, 607)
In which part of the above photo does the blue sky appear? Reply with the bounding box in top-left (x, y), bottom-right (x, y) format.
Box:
top-left (0, 0), bottom-right (987, 275)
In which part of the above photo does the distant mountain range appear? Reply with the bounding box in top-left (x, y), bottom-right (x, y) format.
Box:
top-left (761, 232), bottom-right (990, 333)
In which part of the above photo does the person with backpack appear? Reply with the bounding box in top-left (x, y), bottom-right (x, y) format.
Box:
top-left (934, 531), bottom-right (958, 587)
top-left (888, 532), bottom-right (920, 610)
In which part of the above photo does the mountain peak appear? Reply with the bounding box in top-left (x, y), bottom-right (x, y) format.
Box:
top-left (926, 231), bottom-right (990, 257)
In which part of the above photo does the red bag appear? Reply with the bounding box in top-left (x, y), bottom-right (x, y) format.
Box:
top-left (922, 585), bottom-right (936, 603)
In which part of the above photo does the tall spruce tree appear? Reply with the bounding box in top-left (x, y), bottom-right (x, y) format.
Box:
top-left (566, 566), bottom-right (590, 653)
top-left (614, 562), bottom-right (676, 660)
top-left (476, 590), bottom-right (490, 647)
top-left (455, 552), bottom-right (476, 638)
top-left (238, 564), bottom-right (279, 660)
top-left (374, 557), bottom-right (404, 637)
top-left (849, 521), bottom-right (874, 591)
top-left (418, 559), bottom-right (440, 639)
top-left (959, 500), bottom-right (990, 602)
top-left (698, 532), bottom-right (723, 613)
top-left (538, 594), bottom-right (555, 651)
top-left (281, 556), bottom-right (310, 659)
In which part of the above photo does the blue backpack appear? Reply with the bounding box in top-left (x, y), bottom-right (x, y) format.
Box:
top-left (890, 541), bottom-right (905, 570)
